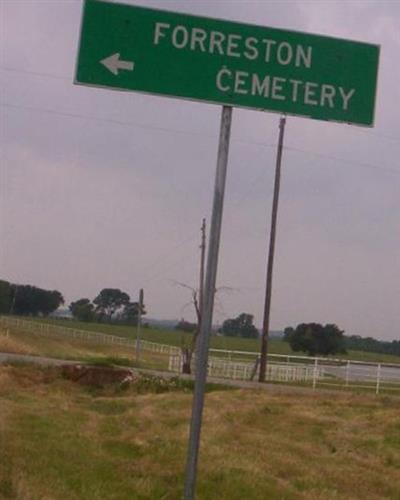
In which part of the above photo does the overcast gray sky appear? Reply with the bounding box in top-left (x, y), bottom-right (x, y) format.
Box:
top-left (1, 0), bottom-right (399, 341)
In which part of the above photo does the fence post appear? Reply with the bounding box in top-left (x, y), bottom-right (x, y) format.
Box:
top-left (376, 364), bottom-right (381, 395)
top-left (249, 357), bottom-right (260, 381)
top-left (345, 361), bottom-right (350, 387)
top-left (312, 358), bottom-right (318, 390)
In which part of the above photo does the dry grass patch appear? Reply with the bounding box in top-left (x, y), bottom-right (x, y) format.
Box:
top-left (0, 326), bottom-right (170, 370)
top-left (0, 365), bottom-right (399, 499)
top-left (0, 327), bottom-right (38, 355)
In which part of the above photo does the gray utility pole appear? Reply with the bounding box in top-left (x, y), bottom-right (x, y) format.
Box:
top-left (259, 115), bottom-right (286, 383)
top-left (183, 106), bottom-right (232, 500)
top-left (135, 288), bottom-right (144, 363)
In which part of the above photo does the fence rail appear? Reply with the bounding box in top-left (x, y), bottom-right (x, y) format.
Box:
top-left (169, 353), bottom-right (400, 394)
top-left (0, 316), bottom-right (180, 356)
top-left (169, 355), bottom-right (324, 384)
top-left (1, 316), bottom-right (399, 394)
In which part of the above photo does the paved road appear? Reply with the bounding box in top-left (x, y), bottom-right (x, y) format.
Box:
top-left (321, 362), bottom-right (400, 383)
top-left (2, 352), bottom-right (396, 398)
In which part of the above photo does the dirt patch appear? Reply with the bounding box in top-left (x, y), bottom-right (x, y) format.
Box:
top-left (61, 365), bottom-right (136, 387)
top-left (0, 365), bottom-right (60, 392)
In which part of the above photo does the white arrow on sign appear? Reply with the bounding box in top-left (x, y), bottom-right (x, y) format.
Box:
top-left (100, 53), bottom-right (134, 75)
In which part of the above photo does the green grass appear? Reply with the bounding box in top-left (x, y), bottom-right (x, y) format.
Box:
top-left (1, 364), bottom-right (400, 499)
top-left (26, 317), bottom-right (400, 364)
top-left (3, 322), bottom-right (399, 397)
top-left (0, 325), bottom-right (170, 371)
top-left (26, 317), bottom-right (288, 350)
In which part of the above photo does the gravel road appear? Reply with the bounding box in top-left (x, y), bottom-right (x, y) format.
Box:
top-left (1, 352), bottom-right (389, 397)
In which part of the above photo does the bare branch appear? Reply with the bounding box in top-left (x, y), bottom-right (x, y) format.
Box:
top-left (170, 279), bottom-right (198, 292)
top-left (180, 301), bottom-right (194, 315)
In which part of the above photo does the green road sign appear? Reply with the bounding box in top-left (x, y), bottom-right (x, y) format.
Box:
top-left (75, 0), bottom-right (379, 126)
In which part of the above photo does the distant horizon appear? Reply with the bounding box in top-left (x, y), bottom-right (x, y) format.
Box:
top-left (48, 306), bottom-right (399, 343)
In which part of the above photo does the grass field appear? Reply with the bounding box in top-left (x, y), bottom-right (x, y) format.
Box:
top-left (0, 325), bottom-right (168, 371)
top-left (28, 317), bottom-right (400, 365)
top-left (0, 364), bottom-right (399, 499)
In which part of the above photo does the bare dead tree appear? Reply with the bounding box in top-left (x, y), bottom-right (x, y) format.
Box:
top-left (173, 219), bottom-right (206, 374)
top-left (173, 219), bottom-right (242, 374)
top-left (174, 284), bottom-right (238, 375)
top-left (173, 282), bottom-right (202, 374)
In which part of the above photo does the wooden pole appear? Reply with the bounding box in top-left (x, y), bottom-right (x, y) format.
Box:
top-left (259, 115), bottom-right (286, 383)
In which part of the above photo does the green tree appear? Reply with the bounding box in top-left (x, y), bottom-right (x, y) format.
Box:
top-left (346, 335), bottom-right (400, 357)
top-left (38, 290), bottom-right (64, 316)
top-left (286, 323), bottom-right (346, 356)
top-left (93, 288), bottom-right (130, 322)
top-left (9, 284), bottom-right (64, 316)
top-left (283, 326), bottom-right (294, 342)
top-left (121, 301), bottom-right (146, 325)
top-left (69, 298), bottom-right (94, 322)
top-left (221, 313), bottom-right (259, 339)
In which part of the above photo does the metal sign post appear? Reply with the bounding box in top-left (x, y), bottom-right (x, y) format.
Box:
top-left (184, 106), bottom-right (232, 500)
top-left (259, 116), bottom-right (286, 382)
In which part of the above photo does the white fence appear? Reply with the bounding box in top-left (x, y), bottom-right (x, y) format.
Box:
top-left (169, 355), bottom-right (323, 384)
top-left (2, 316), bottom-right (400, 395)
top-left (169, 349), bottom-right (400, 394)
top-left (0, 316), bottom-right (180, 356)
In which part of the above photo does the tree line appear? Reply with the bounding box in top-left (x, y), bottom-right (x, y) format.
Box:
top-left (176, 313), bottom-right (259, 339)
top-left (178, 313), bottom-right (399, 359)
top-left (1, 277), bottom-right (397, 357)
top-left (70, 288), bottom-right (146, 326)
top-left (0, 280), bottom-right (144, 326)
top-left (345, 335), bottom-right (400, 357)
top-left (0, 280), bottom-right (64, 316)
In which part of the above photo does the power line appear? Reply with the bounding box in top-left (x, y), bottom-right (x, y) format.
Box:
top-left (1, 101), bottom-right (277, 149)
top-left (3, 64), bottom-right (400, 144)
top-left (0, 99), bottom-right (278, 291)
top-left (142, 243), bottom-right (198, 286)
top-left (320, 118), bottom-right (400, 144)
top-left (143, 172), bottom-right (272, 291)
top-left (3, 101), bottom-right (399, 176)
top-left (284, 145), bottom-right (400, 175)
top-left (1, 101), bottom-right (218, 140)
top-left (139, 146), bottom-right (400, 286)
top-left (1, 66), bottom-right (70, 81)
top-left (138, 164), bottom-right (275, 287)
top-left (2, 92), bottom-right (399, 287)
